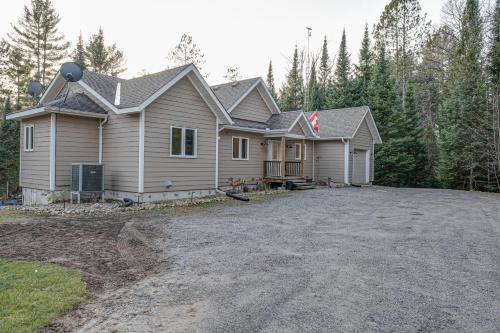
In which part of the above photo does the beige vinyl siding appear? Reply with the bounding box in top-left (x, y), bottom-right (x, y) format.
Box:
top-left (314, 140), bottom-right (345, 183)
top-left (349, 119), bottom-right (374, 183)
top-left (218, 130), bottom-right (267, 185)
top-left (144, 77), bottom-right (216, 192)
top-left (20, 115), bottom-right (51, 190)
top-left (55, 115), bottom-right (100, 189)
top-left (102, 112), bottom-right (139, 192)
top-left (289, 121), bottom-right (306, 136)
top-left (230, 89), bottom-right (273, 123)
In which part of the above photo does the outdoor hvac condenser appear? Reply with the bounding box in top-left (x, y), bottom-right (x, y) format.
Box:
top-left (71, 163), bottom-right (104, 204)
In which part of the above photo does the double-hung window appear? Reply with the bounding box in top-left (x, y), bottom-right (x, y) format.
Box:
top-left (24, 125), bottom-right (34, 152)
top-left (294, 143), bottom-right (306, 160)
top-left (170, 126), bottom-right (197, 158)
top-left (232, 137), bottom-right (249, 160)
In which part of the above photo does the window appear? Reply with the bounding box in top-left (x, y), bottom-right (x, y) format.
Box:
top-left (232, 136), bottom-right (249, 160)
top-left (170, 126), bottom-right (197, 157)
top-left (294, 143), bottom-right (307, 160)
top-left (24, 125), bottom-right (34, 152)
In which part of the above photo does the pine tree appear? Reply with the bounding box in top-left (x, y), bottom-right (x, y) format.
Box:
top-left (353, 24), bottom-right (373, 106)
top-left (328, 29), bottom-right (354, 108)
top-left (9, 0), bottom-right (69, 87)
top-left (5, 46), bottom-right (33, 109)
top-left (72, 33), bottom-right (86, 70)
top-left (438, 0), bottom-right (488, 190)
top-left (266, 60), bottom-right (277, 100)
top-left (85, 27), bottom-right (126, 76)
top-left (318, 36), bottom-right (332, 108)
top-left (307, 58), bottom-right (321, 111)
top-left (168, 34), bottom-right (206, 73)
top-left (279, 46), bottom-right (303, 111)
top-left (0, 97), bottom-right (20, 196)
top-left (375, 0), bottom-right (429, 110)
top-left (487, 0), bottom-right (500, 190)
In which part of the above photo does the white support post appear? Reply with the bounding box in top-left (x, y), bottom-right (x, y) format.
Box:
top-left (138, 110), bottom-right (145, 193)
top-left (49, 113), bottom-right (56, 191)
top-left (365, 149), bottom-right (371, 184)
top-left (343, 139), bottom-right (350, 185)
top-left (215, 119), bottom-right (219, 189)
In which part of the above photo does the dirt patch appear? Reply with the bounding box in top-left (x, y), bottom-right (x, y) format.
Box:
top-left (0, 214), bottom-right (168, 332)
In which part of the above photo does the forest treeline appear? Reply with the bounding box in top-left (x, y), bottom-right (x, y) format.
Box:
top-left (0, 0), bottom-right (499, 195)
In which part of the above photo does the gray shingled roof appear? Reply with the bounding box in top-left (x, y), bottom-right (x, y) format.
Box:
top-left (46, 93), bottom-right (106, 114)
top-left (229, 111), bottom-right (306, 131)
top-left (80, 64), bottom-right (190, 109)
top-left (211, 78), bottom-right (260, 110)
top-left (304, 106), bottom-right (369, 138)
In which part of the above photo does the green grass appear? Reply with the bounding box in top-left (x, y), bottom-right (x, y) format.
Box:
top-left (0, 259), bottom-right (85, 333)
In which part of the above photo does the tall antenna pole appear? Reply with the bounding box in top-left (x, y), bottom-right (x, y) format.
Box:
top-left (305, 27), bottom-right (312, 112)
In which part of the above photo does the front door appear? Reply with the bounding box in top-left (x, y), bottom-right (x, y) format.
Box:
top-left (267, 140), bottom-right (281, 161)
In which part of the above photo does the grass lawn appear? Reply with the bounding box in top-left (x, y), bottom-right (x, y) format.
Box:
top-left (0, 259), bottom-right (85, 333)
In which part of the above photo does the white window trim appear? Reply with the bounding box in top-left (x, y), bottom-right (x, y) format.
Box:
top-left (232, 136), bottom-right (250, 161)
top-left (294, 142), bottom-right (307, 161)
top-left (169, 126), bottom-right (198, 158)
top-left (23, 124), bottom-right (34, 152)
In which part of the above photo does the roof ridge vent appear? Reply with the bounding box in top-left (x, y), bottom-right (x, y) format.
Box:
top-left (231, 82), bottom-right (239, 87)
top-left (114, 82), bottom-right (121, 106)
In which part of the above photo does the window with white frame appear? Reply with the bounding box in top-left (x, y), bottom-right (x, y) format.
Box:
top-left (24, 125), bottom-right (34, 152)
top-left (294, 143), bottom-right (306, 160)
top-left (170, 126), bottom-right (197, 157)
top-left (232, 136), bottom-right (249, 160)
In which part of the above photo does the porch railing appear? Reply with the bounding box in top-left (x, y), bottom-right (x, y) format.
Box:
top-left (264, 161), bottom-right (281, 177)
top-left (285, 161), bottom-right (301, 177)
top-left (264, 161), bottom-right (302, 177)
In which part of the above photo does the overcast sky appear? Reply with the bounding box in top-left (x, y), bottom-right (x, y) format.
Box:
top-left (0, 0), bottom-right (444, 86)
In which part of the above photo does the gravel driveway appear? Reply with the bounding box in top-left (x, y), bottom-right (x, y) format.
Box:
top-left (77, 187), bottom-right (500, 333)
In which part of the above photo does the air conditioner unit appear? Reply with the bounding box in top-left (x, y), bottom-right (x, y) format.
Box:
top-left (71, 164), bottom-right (104, 203)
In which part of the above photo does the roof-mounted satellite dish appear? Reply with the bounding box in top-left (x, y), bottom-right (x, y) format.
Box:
top-left (26, 80), bottom-right (43, 98)
top-left (60, 62), bottom-right (83, 82)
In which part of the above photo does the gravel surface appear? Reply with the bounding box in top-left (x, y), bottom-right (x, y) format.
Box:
top-left (76, 187), bottom-right (500, 333)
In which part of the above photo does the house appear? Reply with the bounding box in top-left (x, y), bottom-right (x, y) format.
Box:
top-left (6, 64), bottom-right (382, 205)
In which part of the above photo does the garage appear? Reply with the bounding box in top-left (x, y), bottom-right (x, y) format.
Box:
top-left (352, 149), bottom-right (369, 184)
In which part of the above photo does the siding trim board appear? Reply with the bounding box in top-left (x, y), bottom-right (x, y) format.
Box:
top-left (138, 109), bottom-right (145, 193)
top-left (343, 139), bottom-right (349, 185)
top-left (50, 113), bottom-right (56, 191)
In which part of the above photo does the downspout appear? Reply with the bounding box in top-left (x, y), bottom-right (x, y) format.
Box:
top-left (98, 116), bottom-right (108, 164)
top-left (49, 113), bottom-right (56, 192)
top-left (312, 139), bottom-right (315, 181)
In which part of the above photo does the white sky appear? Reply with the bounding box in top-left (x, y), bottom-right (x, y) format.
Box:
top-left (0, 0), bottom-right (444, 86)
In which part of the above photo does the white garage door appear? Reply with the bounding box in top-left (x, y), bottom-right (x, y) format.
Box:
top-left (352, 149), bottom-right (368, 184)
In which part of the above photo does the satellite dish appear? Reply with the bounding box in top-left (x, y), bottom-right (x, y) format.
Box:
top-left (26, 80), bottom-right (43, 98)
top-left (60, 62), bottom-right (83, 82)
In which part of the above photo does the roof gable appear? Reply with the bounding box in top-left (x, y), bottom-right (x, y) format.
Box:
top-left (230, 89), bottom-right (273, 123)
top-left (211, 78), bottom-right (280, 116)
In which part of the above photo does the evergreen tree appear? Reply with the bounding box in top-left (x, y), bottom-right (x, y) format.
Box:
top-left (279, 46), bottom-right (304, 111)
top-left (266, 60), bottom-right (277, 100)
top-left (9, 0), bottom-right (69, 87)
top-left (0, 98), bottom-right (20, 196)
top-left (72, 33), bottom-right (86, 70)
top-left (318, 36), bottom-right (332, 108)
top-left (375, 0), bottom-right (429, 109)
top-left (438, 0), bottom-right (488, 190)
top-left (85, 27), bottom-right (126, 76)
top-left (353, 24), bottom-right (373, 106)
top-left (328, 29), bottom-right (354, 108)
top-left (307, 58), bottom-right (321, 111)
top-left (168, 34), bottom-right (206, 73)
top-left (5, 46), bottom-right (33, 109)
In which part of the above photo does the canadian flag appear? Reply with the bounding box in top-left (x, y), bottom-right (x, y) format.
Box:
top-left (309, 111), bottom-right (319, 133)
